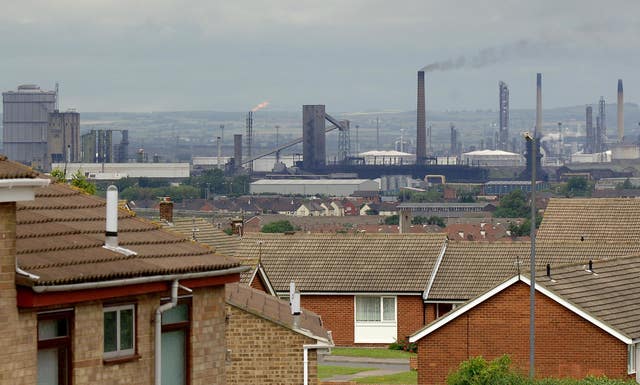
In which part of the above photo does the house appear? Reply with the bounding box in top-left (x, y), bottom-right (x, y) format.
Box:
top-left (0, 157), bottom-right (246, 385)
top-left (341, 199), bottom-right (358, 216)
top-left (225, 283), bottom-right (333, 385)
top-left (295, 201), bottom-right (325, 217)
top-left (235, 232), bottom-right (449, 345)
top-left (410, 256), bottom-right (640, 384)
top-left (424, 239), bottom-right (640, 322)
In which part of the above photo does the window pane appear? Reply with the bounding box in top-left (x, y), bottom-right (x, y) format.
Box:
top-left (120, 309), bottom-right (134, 350)
top-left (37, 348), bottom-right (58, 385)
top-left (162, 303), bottom-right (189, 325)
top-left (162, 329), bottom-right (186, 385)
top-left (383, 298), bottom-right (396, 321)
top-left (356, 297), bottom-right (381, 322)
top-left (103, 311), bottom-right (117, 353)
top-left (39, 318), bottom-right (68, 341)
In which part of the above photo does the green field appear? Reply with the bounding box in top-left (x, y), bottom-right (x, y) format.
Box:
top-left (330, 347), bottom-right (416, 359)
top-left (354, 370), bottom-right (417, 384)
top-left (318, 366), bottom-right (375, 379)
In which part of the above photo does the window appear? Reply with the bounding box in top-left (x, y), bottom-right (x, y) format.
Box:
top-left (629, 344), bottom-right (636, 374)
top-left (103, 304), bottom-right (135, 359)
top-left (355, 296), bottom-right (396, 322)
top-left (162, 302), bottom-right (190, 385)
top-left (38, 310), bottom-right (72, 385)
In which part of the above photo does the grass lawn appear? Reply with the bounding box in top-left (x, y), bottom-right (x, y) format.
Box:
top-left (318, 366), bottom-right (376, 379)
top-left (330, 347), bottom-right (416, 359)
top-left (354, 370), bottom-right (417, 384)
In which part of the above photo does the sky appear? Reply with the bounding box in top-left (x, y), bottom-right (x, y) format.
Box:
top-left (1, 0), bottom-right (639, 113)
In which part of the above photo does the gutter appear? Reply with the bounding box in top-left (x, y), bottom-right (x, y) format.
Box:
top-left (303, 342), bottom-right (333, 385)
top-left (0, 178), bottom-right (50, 188)
top-left (30, 265), bottom-right (250, 293)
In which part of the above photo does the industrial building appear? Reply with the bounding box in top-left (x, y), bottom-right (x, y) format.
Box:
top-left (2, 84), bottom-right (57, 168)
top-left (483, 180), bottom-right (548, 196)
top-left (497, 81), bottom-right (509, 151)
top-left (47, 110), bottom-right (80, 168)
top-left (81, 129), bottom-right (129, 163)
top-left (52, 162), bottom-right (190, 180)
top-left (358, 150), bottom-right (414, 165)
top-left (250, 179), bottom-right (379, 196)
top-left (461, 149), bottom-right (524, 167)
top-left (2, 84), bottom-right (81, 171)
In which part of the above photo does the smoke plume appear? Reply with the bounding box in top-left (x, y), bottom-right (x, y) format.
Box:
top-left (251, 101), bottom-right (269, 112)
top-left (421, 39), bottom-right (541, 72)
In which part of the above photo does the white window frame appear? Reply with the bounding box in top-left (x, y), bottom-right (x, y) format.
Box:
top-left (628, 344), bottom-right (636, 375)
top-left (355, 296), bottom-right (397, 323)
top-left (103, 304), bottom-right (136, 359)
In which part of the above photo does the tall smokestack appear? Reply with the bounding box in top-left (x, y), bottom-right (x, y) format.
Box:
top-left (618, 79), bottom-right (624, 143)
top-left (416, 71), bottom-right (426, 164)
top-left (536, 73), bottom-right (542, 138)
top-left (586, 106), bottom-right (593, 153)
top-left (234, 134), bottom-right (243, 170)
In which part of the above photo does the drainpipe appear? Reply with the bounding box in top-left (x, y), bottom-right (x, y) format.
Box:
top-left (155, 280), bottom-right (184, 385)
top-left (303, 343), bottom-right (331, 385)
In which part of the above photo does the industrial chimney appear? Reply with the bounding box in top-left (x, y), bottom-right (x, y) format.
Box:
top-left (618, 79), bottom-right (624, 142)
top-left (536, 73), bottom-right (542, 138)
top-left (416, 71), bottom-right (426, 164)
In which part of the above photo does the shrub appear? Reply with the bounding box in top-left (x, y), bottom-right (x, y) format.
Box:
top-left (388, 339), bottom-right (417, 353)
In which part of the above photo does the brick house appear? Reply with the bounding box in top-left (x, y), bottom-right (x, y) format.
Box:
top-left (235, 232), bottom-right (448, 345)
top-left (225, 283), bottom-right (333, 385)
top-left (0, 158), bottom-right (247, 385)
top-left (410, 256), bottom-right (640, 384)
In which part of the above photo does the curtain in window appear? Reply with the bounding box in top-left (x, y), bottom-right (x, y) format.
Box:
top-left (37, 348), bottom-right (58, 385)
top-left (383, 297), bottom-right (396, 321)
top-left (356, 297), bottom-right (381, 321)
top-left (162, 330), bottom-right (186, 385)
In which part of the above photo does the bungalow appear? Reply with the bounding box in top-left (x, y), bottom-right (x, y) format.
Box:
top-left (0, 158), bottom-right (246, 385)
top-left (235, 232), bottom-right (449, 345)
top-left (410, 256), bottom-right (640, 384)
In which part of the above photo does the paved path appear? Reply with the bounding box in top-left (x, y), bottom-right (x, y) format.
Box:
top-left (319, 354), bottom-right (410, 382)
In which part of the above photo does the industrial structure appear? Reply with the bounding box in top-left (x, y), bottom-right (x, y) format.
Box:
top-left (2, 85), bottom-right (57, 169)
top-left (53, 162), bottom-right (190, 180)
top-left (250, 178), bottom-right (378, 196)
top-left (416, 71), bottom-right (427, 164)
top-left (498, 81), bottom-right (509, 151)
top-left (80, 129), bottom-right (129, 163)
top-left (46, 110), bottom-right (80, 169)
top-left (245, 111), bottom-right (253, 173)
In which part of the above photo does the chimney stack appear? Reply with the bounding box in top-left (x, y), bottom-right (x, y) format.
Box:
top-left (416, 71), bottom-right (426, 164)
top-left (618, 79), bottom-right (624, 142)
top-left (399, 208), bottom-right (412, 234)
top-left (105, 185), bottom-right (118, 248)
top-left (159, 197), bottom-right (174, 223)
top-left (536, 73), bottom-right (542, 138)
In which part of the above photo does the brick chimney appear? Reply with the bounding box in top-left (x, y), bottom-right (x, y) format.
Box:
top-left (159, 197), bottom-right (173, 223)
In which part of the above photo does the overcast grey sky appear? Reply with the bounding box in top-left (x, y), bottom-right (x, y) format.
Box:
top-left (1, 0), bottom-right (638, 112)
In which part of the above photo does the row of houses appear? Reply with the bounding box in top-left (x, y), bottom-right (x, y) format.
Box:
top-left (0, 156), bottom-right (333, 385)
top-left (162, 196), bottom-right (640, 384)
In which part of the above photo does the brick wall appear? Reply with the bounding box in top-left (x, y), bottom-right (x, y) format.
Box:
top-left (302, 295), bottom-right (427, 346)
top-left (72, 286), bottom-right (227, 385)
top-left (226, 304), bottom-right (318, 385)
top-left (417, 282), bottom-right (631, 385)
top-left (0, 202), bottom-right (38, 384)
top-left (301, 295), bottom-right (354, 346)
top-left (250, 274), bottom-right (268, 293)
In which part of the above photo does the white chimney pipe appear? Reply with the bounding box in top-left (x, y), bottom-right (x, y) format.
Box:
top-left (105, 185), bottom-right (118, 248)
top-left (290, 281), bottom-right (295, 303)
top-left (292, 292), bottom-right (301, 315)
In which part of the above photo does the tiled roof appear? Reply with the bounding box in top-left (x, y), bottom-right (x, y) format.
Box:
top-left (226, 282), bottom-right (331, 343)
top-left (428, 240), bottom-right (640, 301)
top-left (236, 232), bottom-right (447, 293)
top-left (537, 198), bottom-right (640, 242)
top-left (0, 155), bottom-right (40, 179)
top-left (536, 255), bottom-right (640, 340)
top-left (161, 217), bottom-right (248, 281)
top-left (17, 183), bottom-right (241, 286)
